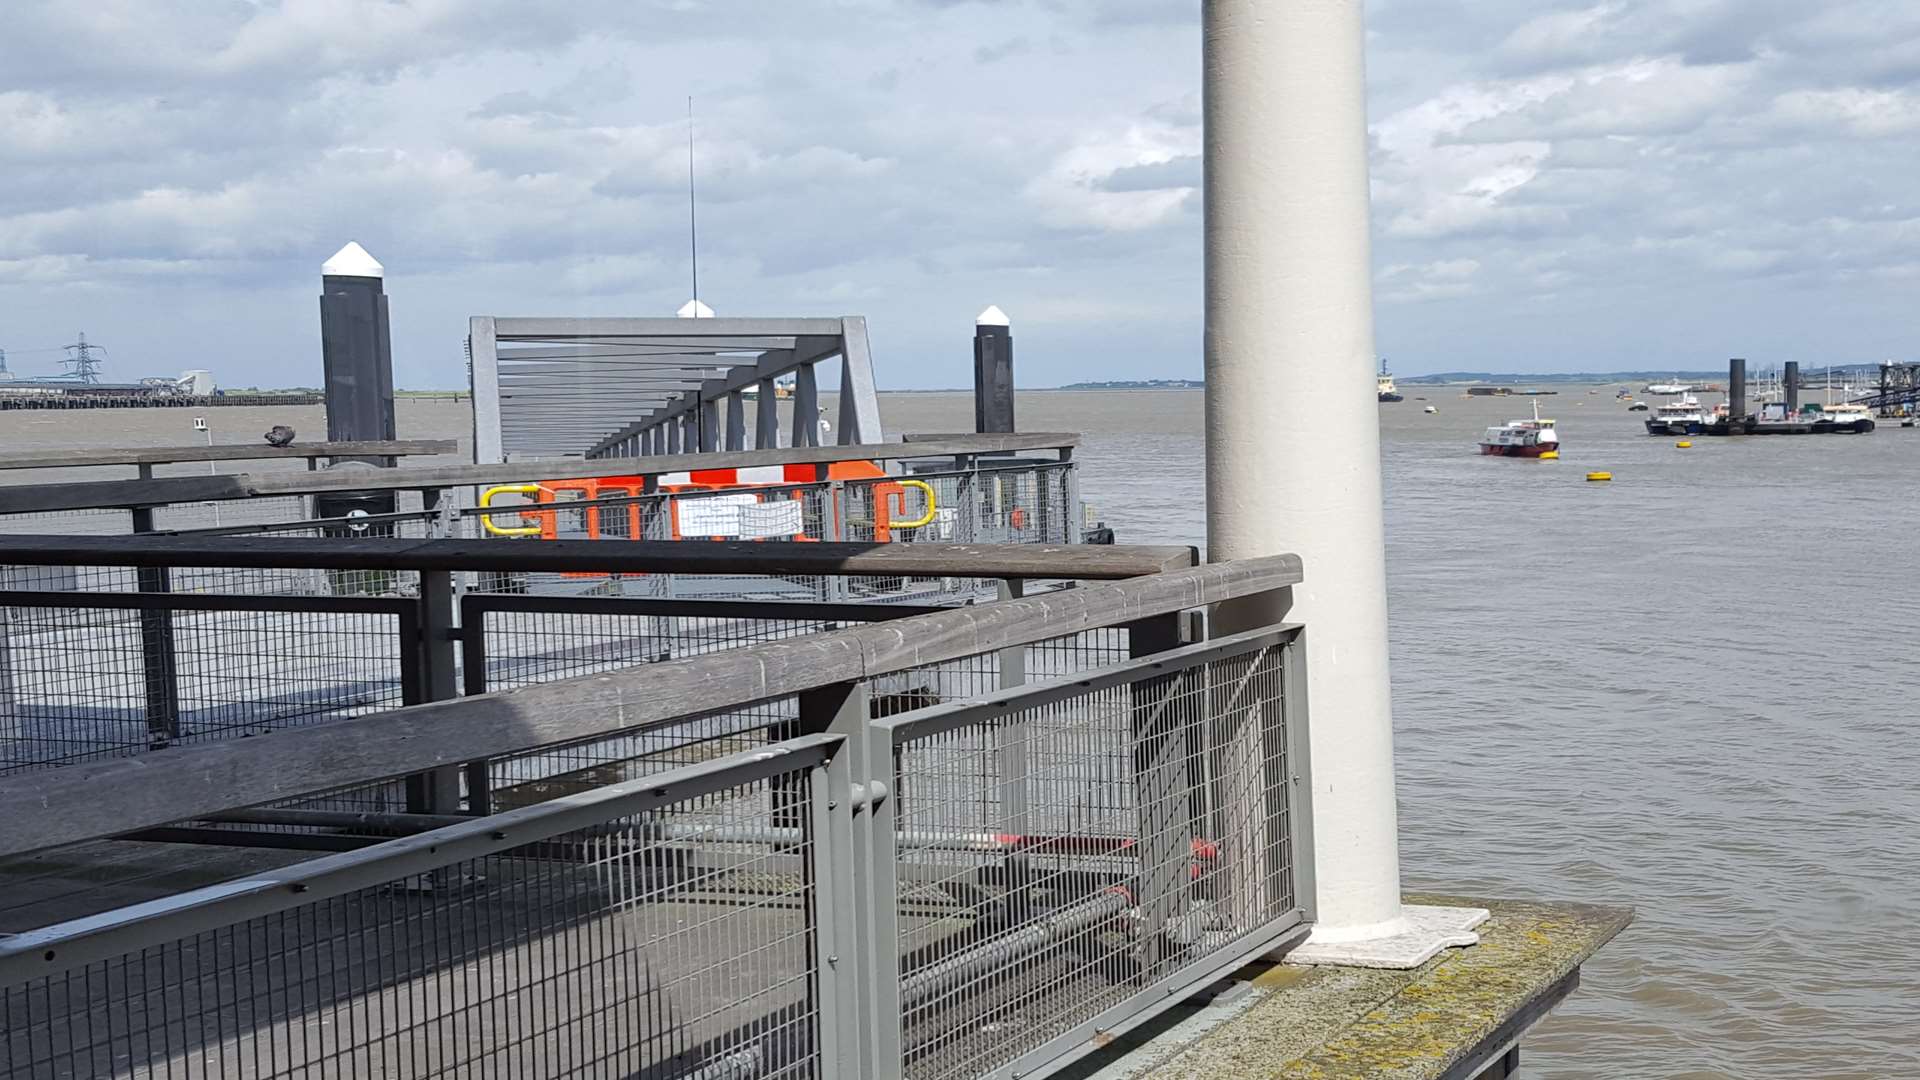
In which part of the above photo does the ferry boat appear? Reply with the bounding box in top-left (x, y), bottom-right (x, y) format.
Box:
top-left (1377, 361), bottom-right (1403, 403)
top-left (1480, 400), bottom-right (1560, 457)
top-left (1644, 394), bottom-right (1709, 435)
top-left (1645, 379), bottom-right (1694, 395)
top-left (1817, 403), bottom-right (1876, 433)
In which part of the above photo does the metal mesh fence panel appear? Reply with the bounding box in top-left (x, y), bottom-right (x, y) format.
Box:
top-left (0, 508), bottom-right (133, 539)
top-left (0, 600), bottom-right (409, 774)
top-left (469, 461), bottom-right (1076, 603)
top-left (473, 608), bottom-right (835, 693)
top-left (872, 626), bottom-right (1132, 722)
top-left (0, 748), bottom-right (832, 1080)
top-left (883, 638), bottom-right (1302, 1080)
top-left (485, 699), bottom-right (803, 812)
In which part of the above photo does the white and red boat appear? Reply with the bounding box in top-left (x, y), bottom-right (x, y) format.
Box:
top-left (1479, 401), bottom-right (1560, 457)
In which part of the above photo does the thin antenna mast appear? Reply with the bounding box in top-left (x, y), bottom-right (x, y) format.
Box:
top-left (687, 96), bottom-right (700, 308)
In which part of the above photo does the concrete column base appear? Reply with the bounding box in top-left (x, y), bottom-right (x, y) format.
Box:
top-left (1282, 904), bottom-right (1491, 969)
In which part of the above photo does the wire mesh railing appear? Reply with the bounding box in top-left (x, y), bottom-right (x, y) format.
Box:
top-left (0, 592), bottom-right (416, 774)
top-left (877, 627), bottom-right (1311, 1080)
top-left (0, 625), bottom-right (1310, 1080)
top-left (0, 736), bottom-right (843, 1080)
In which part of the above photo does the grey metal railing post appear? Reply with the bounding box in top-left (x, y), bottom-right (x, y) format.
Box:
top-left (808, 693), bottom-right (867, 1079)
top-left (1281, 633), bottom-right (1317, 924)
top-left (1061, 445), bottom-right (1081, 544)
top-left (1129, 611), bottom-right (1195, 973)
top-left (953, 454), bottom-right (977, 543)
top-left (458, 595), bottom-right (494, 814)
top-left (131, 464), bottom-right (180, 742)
top-left (827, 472), bottom-right (848, 603)
top-left (403, 568), bottom-right (463, 813)
top-left (997, 579), bottom-right (1034, 922)
top-left (860, 716), bottom-right (904, 1074)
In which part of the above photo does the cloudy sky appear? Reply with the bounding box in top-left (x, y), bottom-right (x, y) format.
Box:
top-left (2, 1), bottom-right (1918, 389)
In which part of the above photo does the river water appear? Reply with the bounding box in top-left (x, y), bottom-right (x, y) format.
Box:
top-left (3, 390), bottom-right (1915, 1077)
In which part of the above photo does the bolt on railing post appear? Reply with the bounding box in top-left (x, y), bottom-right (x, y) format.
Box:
top-left (130, 464), bottom-right (180, 743)
top-left (402, 568), bottom-right (463, 813)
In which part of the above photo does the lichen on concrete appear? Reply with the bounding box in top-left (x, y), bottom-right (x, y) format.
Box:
top-left (1077, 895), bottom-right (1632, 1080)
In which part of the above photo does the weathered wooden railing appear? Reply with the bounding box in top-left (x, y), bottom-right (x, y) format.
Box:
top-left (0, 433), bottom-right (1078, 515)
top-left (0, 538), bottom-right (1307, 1080)
top-left (0, 439), bottom-right (457, 474)
top-left (0, 535), bottom-right (1217, 847)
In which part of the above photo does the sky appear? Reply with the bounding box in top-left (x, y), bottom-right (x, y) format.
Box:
top-left (2, 1), bottom-right (1919, 389)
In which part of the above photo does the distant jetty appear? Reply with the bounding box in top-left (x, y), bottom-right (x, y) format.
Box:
top-left (0, 389), bottom-right (320, 410)
top-left (1059, 378), bottom-right (1204, 390)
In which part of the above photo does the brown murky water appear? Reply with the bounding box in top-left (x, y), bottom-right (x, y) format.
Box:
top-left (6, 388), bottom-right (1917, 1077)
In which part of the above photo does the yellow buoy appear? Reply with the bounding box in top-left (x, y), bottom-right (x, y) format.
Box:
top-left (1676, 440), bottom-right (1692, 449)
top-left (1540, 450), bottom-right (1560, 460)
top-left (1586, 471), bottom-right (1612, 482)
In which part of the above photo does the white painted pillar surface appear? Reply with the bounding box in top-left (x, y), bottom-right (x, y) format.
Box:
top-left (1203, 0), bottom-right (1405, 942)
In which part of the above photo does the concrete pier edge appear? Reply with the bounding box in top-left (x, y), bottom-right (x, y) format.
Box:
top-left (1067, 895), bottom-right (1634, 1080)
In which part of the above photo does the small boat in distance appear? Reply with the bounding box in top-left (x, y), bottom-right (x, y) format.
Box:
top-left (1627, 400), bottom-right (1649, 412)
top-left (1645, 394), bottom-right (1709, 435)
top-left (1480, 400), bottom-right (1560, 457)
top-left (1378, 360), bottom-right (1403, 403)
top-left (1646, 379), bottom-right (1694, 394)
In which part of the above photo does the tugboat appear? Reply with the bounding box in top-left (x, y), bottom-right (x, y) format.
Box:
top-left (1480, 400), bottom-right (1560, 457)
top-left (1645, 394), bottom-right (1709, 435)
top-left (1377, 360), bottom-right (1403, 403)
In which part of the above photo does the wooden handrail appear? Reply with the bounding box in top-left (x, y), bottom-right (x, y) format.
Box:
top-left (0, 554), bottom-right (1302, 857)
top-left (0, 440), bottom-right (457, 471)
top-left (0, 535), bottom-right (1187, 580)
top-left (0, 433), bottom-right (1080, 514)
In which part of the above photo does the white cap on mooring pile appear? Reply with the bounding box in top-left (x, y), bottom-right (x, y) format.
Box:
top-left (321, 241), bottom-right (383, 279)
top-left (976, 305), bottom-right (1010, 327)
top-left (678, 299), bottom-right (716, 318)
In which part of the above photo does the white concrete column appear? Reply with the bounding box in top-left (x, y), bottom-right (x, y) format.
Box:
top-left (1203, 0), bottom-right (1407, 944)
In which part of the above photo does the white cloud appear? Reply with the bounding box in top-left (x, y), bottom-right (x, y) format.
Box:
top-left (1024, 121), bottom-right (1199, 232)
top-left (0, 0), bottom-right (1918, 387)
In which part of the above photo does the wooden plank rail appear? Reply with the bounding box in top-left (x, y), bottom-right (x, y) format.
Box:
top-left (0, 554), bottom-right (1302, 857)
top-left (0, 440), bottom-right (458, 471)
top-left (0, 535), bottom-right (1190, 580)
top-left (0, 433), bottom-right (1080, 514)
